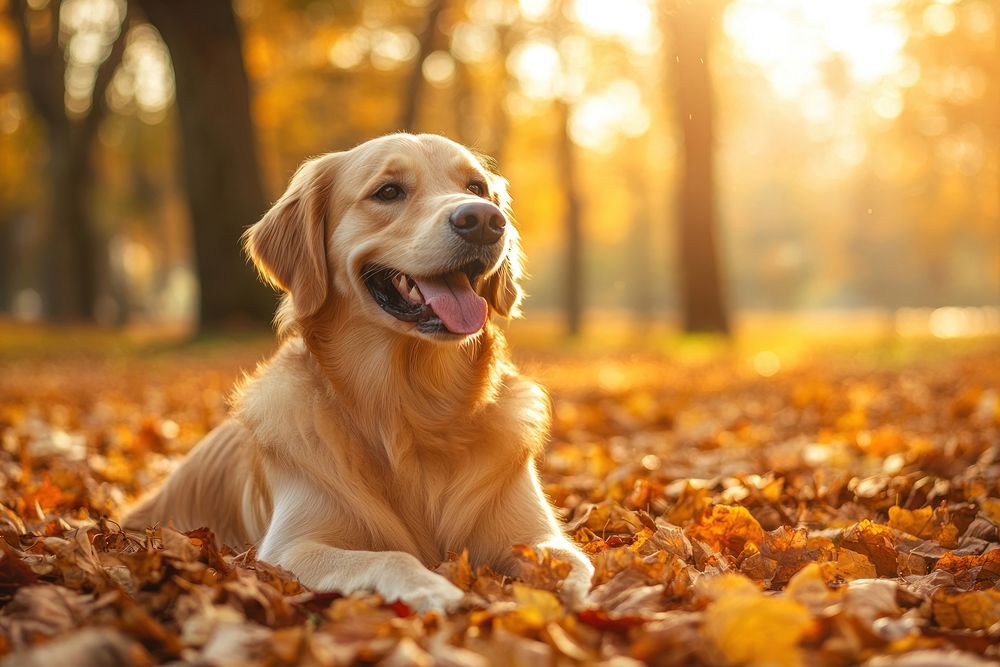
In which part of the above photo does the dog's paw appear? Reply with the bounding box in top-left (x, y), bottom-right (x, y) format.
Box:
top-left (558, 558), bottom-right (595, 610)
top-left (370, 552), bottom-right (466, 613)
top-left (560, 574), bottom-right (592, 610)
top-left (391, 574), bottom-right (465, 613)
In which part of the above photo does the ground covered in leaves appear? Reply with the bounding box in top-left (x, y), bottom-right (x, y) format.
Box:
top-left (0, 334), bottom-right (998, 666)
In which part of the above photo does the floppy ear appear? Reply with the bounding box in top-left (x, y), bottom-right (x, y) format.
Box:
top-left (244, 154), bottom-right (337, 318)
top-left (482, 174), bottom-right (525, 318)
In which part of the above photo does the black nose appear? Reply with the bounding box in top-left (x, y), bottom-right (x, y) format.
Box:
top-left (449, 201), bottom-right (506, 246)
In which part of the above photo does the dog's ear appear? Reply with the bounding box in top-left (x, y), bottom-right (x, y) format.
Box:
top-left (244, 154), bottom-right (338, 318)
top-left (482, 173), bottom-right (525, 318)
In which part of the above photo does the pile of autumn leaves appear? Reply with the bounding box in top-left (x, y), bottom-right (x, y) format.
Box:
top-left (0, 345), bottom-right (998, 666)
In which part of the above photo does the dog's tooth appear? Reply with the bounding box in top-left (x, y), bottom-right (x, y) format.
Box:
top-left (409, 285), bottom-right (423, 303)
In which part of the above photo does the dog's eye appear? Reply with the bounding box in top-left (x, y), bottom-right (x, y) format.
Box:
top-left (373, 184), bottom-right (404, 202)
top-left (467, 181), bottom-right (487, 197)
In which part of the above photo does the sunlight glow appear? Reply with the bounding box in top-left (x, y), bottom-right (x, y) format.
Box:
top-left (108, 24), bottom-right (174, 122)
top-left (569, 79), bottom-right (649, 152)
top-left (451, 22), bottom-right (500, 63)
top-left (571, 0), bottom-right (656, 52)
top-left (370, 27), bottom-right (419, 70)
top-left (507, 39), bottom-right (561, 99)
top-left (422, 50), bottom-right (456, 87)
top-left (60, 0), bottom-right (126, 116)
top-left (518, 0), bottom-right (551, 21)
top-left (724, 0), bottom-right (908, 98)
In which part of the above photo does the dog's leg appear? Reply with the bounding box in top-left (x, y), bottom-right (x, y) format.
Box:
top-left (534, 536), bottom-right (595, 606)
top-left (471, 463), bottom-right (595, 606)
top-left (255, 473), bottom-right (464, 612)
top-left (259, 540), bottom-right (464, 612)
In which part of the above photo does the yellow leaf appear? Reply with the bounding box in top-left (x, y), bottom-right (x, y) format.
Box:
top-left (822, 549), bottom-right (877, 581)
top-left (932, 589), bottom-right (1000, 630)
top-left (702, 575), bottom-right (813, 667)
top-left (686, 504), bottom-right (764, 554)
top-left (888, 506), bottom-right (959, 548)
top-left (786, 563), bottom-right (842, 612)
top-left (502, 583), bottom-right (564, 631)
top-left (980, 498), bottom-right (1000, 526)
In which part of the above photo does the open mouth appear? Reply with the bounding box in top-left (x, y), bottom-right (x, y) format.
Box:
top-left (363, 261), bottom-right (489, 335)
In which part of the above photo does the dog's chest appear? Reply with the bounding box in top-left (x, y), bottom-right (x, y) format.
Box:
top-left (381, 456), bottom-right (486, 564)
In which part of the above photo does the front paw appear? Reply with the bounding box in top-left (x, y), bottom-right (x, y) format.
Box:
top-left (560, 566), bottom-right (593, 609)
top-left (390, 573), bottom-right (465, 613)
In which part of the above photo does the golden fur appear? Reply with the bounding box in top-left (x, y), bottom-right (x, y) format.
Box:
top-left (123, 134), bottom-right (593, 611)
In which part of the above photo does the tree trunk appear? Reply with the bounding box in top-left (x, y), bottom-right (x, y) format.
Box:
top-left (136, 0), bottom-right (273, 329)
top-left (6, 0), bottom-right (127, 322)
top-left (398, 0), bottom-right (447, 132)
top-left (46, 130), bottom-right (98, 321)
top-left (485, 23), bottom-right (513, 166)
top-left (668, 0), bottom-right (730, 334)
top-left (554, 99), bottom-right (583, 336)
top-left (0, 218), bottom-right (14, 312)
top-left (626, 167), bottom-right (654, 324)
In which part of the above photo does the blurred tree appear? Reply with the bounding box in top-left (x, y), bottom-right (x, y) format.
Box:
top-left (555, 97), bottom-right (583, 336)
top-left (892, 0), bottom-right (1000, 306)
top-left (135, 0), bottom-right (272, 329)
top-left (666, 0), bottom-right (730, 334)
top-left (625, 142), bottom-right (654, 323)
top-left (555, 0), bottom-right (583, 336)
top-left (6, 0), bottom-right (131, 322)
top-left (399, 0), bottom-right (447, 132)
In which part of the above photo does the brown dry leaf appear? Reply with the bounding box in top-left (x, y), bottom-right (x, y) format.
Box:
top-left (585, 569), bottom-right (667, 616)
top-left (511, 544), bottom-right (573, 592)
top-left (821, 546), bottom-right (878, 583)
top-left (931, 588), bottom-right (1000, 630)
top-left (17, 474), bottom-right (72, 516)
top-left (591, 542), bottom-right (689, 593)
top-left (0, 585), bottom-right (92, 651)
top-left (842, 578), bottom-right (902, 625)
top-left (0, 627), bottom-right (152, 667)
top-left (739, 546), bottom-right (778, 584)
top-left (686, 504), bottom-right (764, 555)
top-left (643, 522), bottom-right (694, 561)
top-left (630, 611), bottom-right (703, 665)
top-left (785, 563), bottom-right (842, 614)
top-left (979, 497), bottom-right (1000, 526)
top-left (840, 520), bottom-right (898, 577)
top-left (760, 526), bottom-right (834, 586)
top-left (667, 483), bottom-right (713, 525)
top-left (865, 649), bottom-right (1000, 667)
top-left (2, 339), bottom-right (999, 665)
top-left (0, 540), bottom-right (39, 596)
top-left (888, 506), bottom-right (959, 548)
top-left (932, 549), bottom-right (1000, 587)
top-left (565, 499), bottom-right (644, 535)
top-left (435, 550), bottom-right (473, 592)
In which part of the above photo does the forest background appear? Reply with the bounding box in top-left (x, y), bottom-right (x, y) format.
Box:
top-left (0, 0), bottom-right (997, 340)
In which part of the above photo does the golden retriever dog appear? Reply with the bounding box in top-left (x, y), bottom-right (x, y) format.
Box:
top-left (123, 133), bottom-right (593, 611)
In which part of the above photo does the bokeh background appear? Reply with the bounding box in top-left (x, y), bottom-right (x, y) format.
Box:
top-left (0, 0), bottom-right (998, 342)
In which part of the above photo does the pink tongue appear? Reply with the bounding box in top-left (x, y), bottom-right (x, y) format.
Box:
top-left (412, 272), bottom-right (488, 335)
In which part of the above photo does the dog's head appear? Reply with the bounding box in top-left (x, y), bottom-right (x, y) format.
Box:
top-left (244, 134), bottom-right (524, 342)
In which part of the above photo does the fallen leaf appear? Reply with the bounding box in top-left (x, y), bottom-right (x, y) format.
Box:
top-left (932, 588), bottom-right (1000, 630)
top-left (700, 574), bottom-right (814, 667)
top-left (841, 520), bottom-right (898, 577)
